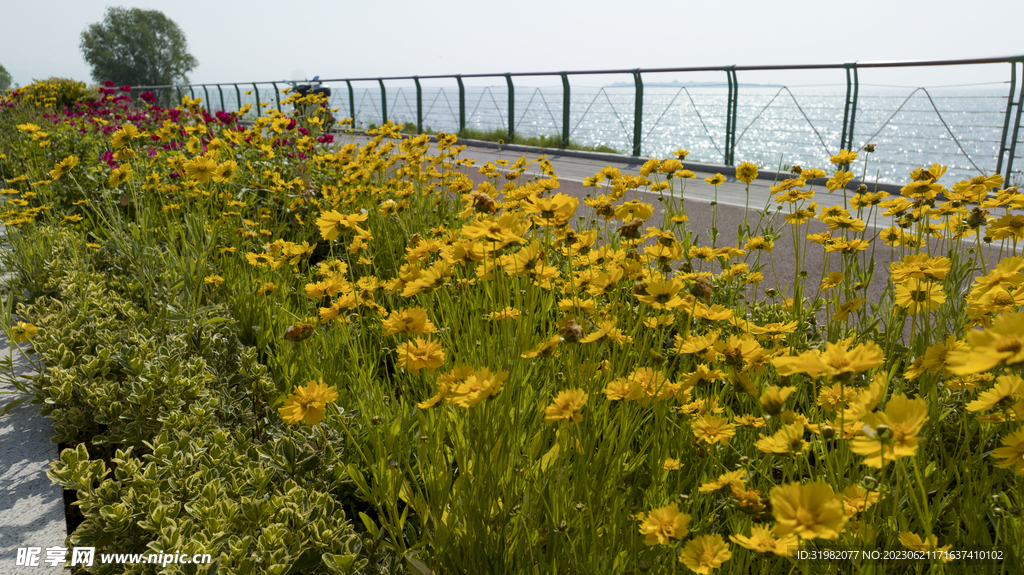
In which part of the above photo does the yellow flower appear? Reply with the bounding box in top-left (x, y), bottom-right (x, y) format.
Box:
top-left (212, 160), bottom-right (238, 183)
top-left (849, 394), bottom-right (929, 468)
top-left (111, 123), bottom-right (140, 149)
top-left (690, 414), bottom-right (736, 445)
top-left (203, 275), bottom-right (224, 287)
top-left (382, 308), bottom-right (438, 336)
top-left (947, 312), bottom-right (1024, 374)
top-left (898, 533), bottom-right (952, 561)
top-left (395, 337), bottom-right (445, 375)
top-left (108, 164), bottom-right (132, 187)
top-left (544, 389), bottom-right (587, 424)
top-left (894, 279), bottom-right (945, 314)
top-left (735, 162), bottom-right (758, 184)
top-left (759, 385), bottom-right (795, 416)
top-left (317, 210), bottom-right (370, 240)
top-left (842, 485), bottom-right (881, 515)
top-left (991, 427), bottom-right (1024, 474)
top-left (278, 379), bottom-right (338, 425)
top-left (637, 503), bottom-right (690, 546)
top-left (679, 534), bottom-right (732, 574)
top-left (770, 481), bottom-right (847, 540)
top-left (704, 173), bottom-right (726, 186)
top-left (826, 170), bottom-right (855, 191)
top-left (967, 374), bottom-right (1022, 413)
top-left (184, 156), bottom-right (218, 182)
top-left (754, 422), bottom-right (806, 455)
top-left (255, 282), bottom-right (276, 297)
top-left (730, 524), bottom-right (799, 557)
top-left (772, 339), bottom-right (884, 381)
top-left (613, 200), bottom-right (654, 222)
top-left (698, 469), bottom-right (747, 493)
top-left (49, 155), bottom-right (78, 180)
top-left (448, 366), bottom-right (508, 408)
top-left (11, 321), bottom-right (38, 344)
top-left (829, 149), bottom-right (859, 166)
top-left (635, 278), bottom-right (685, 310)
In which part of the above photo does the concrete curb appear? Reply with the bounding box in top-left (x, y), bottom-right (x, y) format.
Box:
top-left (0, 250), bottom-right (66, 573)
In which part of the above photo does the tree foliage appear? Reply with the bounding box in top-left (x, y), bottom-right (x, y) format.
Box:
top-left (0, 63), bottom-right (11, 91)
top-left (80, 7), bottom-right (198, 87)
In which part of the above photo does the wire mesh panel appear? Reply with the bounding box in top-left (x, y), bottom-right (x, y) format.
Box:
top-left (639, 85), bottom-right (730, 164)
top-left (420, 87), bottom-right (461, 134)
top-left (852, 86), bottom-right (1006, 184)
top-left (730, 85), bottom-right (846, 171)
top-left (512, 86), bottom-right (564, 141)
top-left (566, 86), bottom-right (635, 153)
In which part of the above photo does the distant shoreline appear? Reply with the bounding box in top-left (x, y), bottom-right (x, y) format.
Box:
top-left (603, 81), bottom-right (784, 88)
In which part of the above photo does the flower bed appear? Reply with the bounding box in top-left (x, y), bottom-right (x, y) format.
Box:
top-left (1, 78), bottom-right (1023, 574)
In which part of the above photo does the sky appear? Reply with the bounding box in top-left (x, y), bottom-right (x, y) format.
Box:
top-left (2, 0), bottom-right (1023, 90)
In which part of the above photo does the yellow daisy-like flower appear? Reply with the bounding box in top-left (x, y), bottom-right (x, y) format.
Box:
top-left (278, 379), bottom-right (339, 425)
top-left (203, 275), bottom-right (224, 287)
top-left (486, 306), bottom-right (521, 321)
top-left (754, 422), bottom-right (806, 455)
top-left (212, 160), bottom-right (238, 183)
top-left (637, 503), bottom-right (691, 546)
top-left (11, 321), bottom-right (38, 344)
top-left (48, 155), bottom-right (79, 180)
top-left (967, 374), bottom-right (1022, 413)
top-left (395, 336), bottom-right (445, 375)
top-left (842, 485), bottom-right (881, 516)
top-left (991, 427), bottom-right (1024, 474)
top-left (729, 524), bottom-right (799, 557)
top-left (898, 532), bottom-right (953, 562)
top-left (829, 149), bottom-right (859, 166)
top-left (679, 534), bottom-right (732, 574)
top-left (947, 312), bottom-right (1024, 374)
top-left (690, 414), bottom-right (736, 445)
top-left (849, 394), bottom-right (929, 468)
top-left (698, 470), bottom-right (747, 494)
top-left (382, 307), bottom-right (438, 336)
top-left (544, 388), bottom-right (588, 424)
top-left (770, 481), bottom-right (847, 540)
top-left (894, 279), bottom-right (945, 315)
top-left (735, 162), bottom-right (758, 184)
top-left (184, 155), bottom-right (218, 183)
top-left (704, 173), bottom-right (726, 186)
top-left (108, 164), bottom-right (132, 187)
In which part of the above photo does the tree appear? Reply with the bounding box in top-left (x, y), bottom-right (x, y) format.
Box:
top-left (0, 63), bottom-right (11, 91)
top-left (80, 7), bottom-right (198, 87)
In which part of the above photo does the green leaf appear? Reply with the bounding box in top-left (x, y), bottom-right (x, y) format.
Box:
top-left (403, 552), bottom-right (432, 575)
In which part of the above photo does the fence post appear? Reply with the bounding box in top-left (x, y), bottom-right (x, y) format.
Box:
top-left (217, 85), bottom-right (226, 114)
top-left (272, 82), bottom-right (281, 113)
top-left (841, 65), bottom-right (853, 153)
top-left (234, 84), bottom-right (242, 114)
top-left (506, 73), bottom-right (515, 142)
top-left (175, 86), bottom-right (182, 105)
top-left (560, 72), bottom-right (571, 148)
top-left (847, 66), bottom-right (859, 152)
top-left (724, 66), bottom-right (737, 165)
top-left (346, 81), bottom-right (355, 126)
top-left (202, 86), bottom-right (212, 114)
top-left (632, 69), bottom-right (643, 157)
top-left (1004, 60), bottom-right (1024, 188)
top-left (414, 76), bottom-right (423, 134)
top-left (998, 60), bottom-right (1019, 179)
top-left (378, 79), bottom-right (387, 126)
top-left (252, 83), bottom-right (261, 118)
top-left (189, 86), bottom-right (196, 102)
top-left (456, 75), bottom-right (466, 134)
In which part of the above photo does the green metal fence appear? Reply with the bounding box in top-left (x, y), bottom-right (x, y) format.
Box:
top-left (132, 55), bottom-right (1024, 187)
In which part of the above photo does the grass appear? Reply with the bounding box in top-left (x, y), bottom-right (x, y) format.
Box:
top-left (395, 123), bottom-right (622, 154)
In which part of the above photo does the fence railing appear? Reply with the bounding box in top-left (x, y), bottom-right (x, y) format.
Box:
top-left (131, 55), bottom-right (1024, 187)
